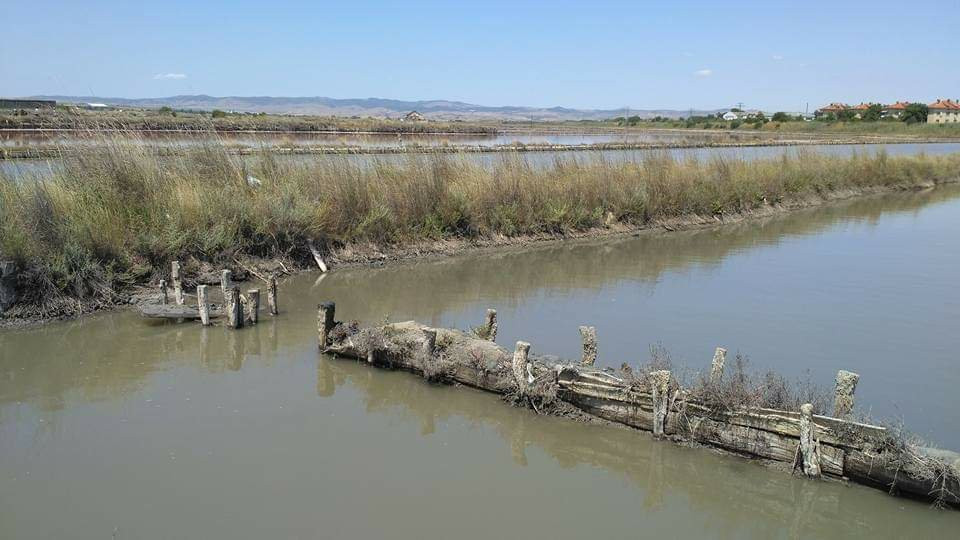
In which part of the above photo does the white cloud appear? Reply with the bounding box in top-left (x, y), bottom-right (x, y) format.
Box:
top-left (772, 55), bottom-right (784, 61)
top-left (153, 73), bottom-right (187, 80)
top-left (694, 69), bottom-right (713, 77)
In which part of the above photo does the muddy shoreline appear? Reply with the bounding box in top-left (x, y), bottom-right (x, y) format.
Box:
top-left (3, 179), bottom-right (955, 330)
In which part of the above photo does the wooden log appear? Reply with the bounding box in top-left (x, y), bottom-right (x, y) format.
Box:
top-left (512, 341), bottom-right (532, 395)
top-left (579, 326), bottom-right (597, 366)
top-left (139, 303), bottom-right (222, 320)
top-left (710, 347), bottom-right (727, 382)
top-left (650, 370), bottom-right (671, 437)
top-left (834, 370), bottom-right (859, 418)
top-left (422, 328), bottom-right (437, 356)
top-left (267, 275), bottom-right (278, 315)
top-left (481, 309), bottom-right (498, 341)
top-left (197, 285), bottom-right (211, 326)
top-left (247, 289), bottom-right (260, 325)
top-left (159, 280), bottom-right (168, 305)
top-left (798, 403), bottom-right (822, 477)
top-left (318, 301), bottom-right (336, 349)
top-left (220, 269), bottom-right (233, 299)
top-left (226, 286), bottom-right (243, 329)
top-left (171, 260), bottom-right (184, 305)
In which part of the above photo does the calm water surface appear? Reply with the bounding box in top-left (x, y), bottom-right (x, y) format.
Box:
top-left (2, 186), bottom-right (960, 538)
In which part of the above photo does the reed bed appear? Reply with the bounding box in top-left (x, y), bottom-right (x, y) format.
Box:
top-left (2, 134), bottom-right (960, 306)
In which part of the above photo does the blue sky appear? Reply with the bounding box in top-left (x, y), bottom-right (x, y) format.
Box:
top-left (3, 0), bottom-right (958, 111)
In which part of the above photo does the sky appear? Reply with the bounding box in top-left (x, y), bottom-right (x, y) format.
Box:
top-left (2, 0), bottom-right (959, 112)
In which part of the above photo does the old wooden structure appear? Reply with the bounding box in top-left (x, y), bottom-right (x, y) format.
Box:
top-left (318, 302), bottom-right (960, 508)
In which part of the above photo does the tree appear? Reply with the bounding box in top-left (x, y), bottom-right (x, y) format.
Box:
top-left (862, 104), bottom-right (883, 122)
top-left (158, 106), bottom-right (174, 116)
top-left (211, 109), bottom-right (228, 118)
top-left (771, 111), bottom-right (790, 122)
top-left (901, 103), bottom-right (929, 124)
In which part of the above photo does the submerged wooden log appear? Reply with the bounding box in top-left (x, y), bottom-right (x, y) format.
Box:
top-left (834, 370), bottom-right (859, 418)
top-left (323, 317), bottom-right (956, 507)
top-left (579, 326), bottom-right (597, 366)
top-left (197, 285), bottom-right (211, 326)
top-left (139, 303), bottom-right (222, 320)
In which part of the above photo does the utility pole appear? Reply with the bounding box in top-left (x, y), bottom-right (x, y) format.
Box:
top-left (737, 102), bottom-right (744, 111)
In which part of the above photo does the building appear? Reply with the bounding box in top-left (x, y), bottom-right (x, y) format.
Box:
top-left (815, 103), bottom-right (848, 118)
top-left (721, 111), bottom-right (739, 120)
top-left (0, 98), bottom-right (56, 110)
top-left (848, 103), bottom-right (872, 119)
top-left (84, 103), bottom-right (111, 110)
top-left (881, 101), bottom-right (911, 119)
top-left (927, 99), bottom-right (960, 124)
top-left (403, 110), bottom-right (426, 122)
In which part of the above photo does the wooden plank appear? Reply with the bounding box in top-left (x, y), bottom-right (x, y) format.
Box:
top-left (139, 303), bottom-right (222, 320)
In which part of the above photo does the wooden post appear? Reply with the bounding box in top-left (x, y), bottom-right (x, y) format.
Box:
top-left (650, 370), bottom-right (672, 437)
top-left (247, 289), bottom-right (260, 325)
top-left (220, 269), bottom-right (233, 299)
top-left (578, 325), bottom-right (597, 366)
top-left (318, 301), bottom-right (336, 349)
top-left (422, 329), bottom-right (437, 357)
top-left (197, 285), bottom-right (211, 326)
top-left (171, 260), bottom-right (184, 305)
top-left (267, 275), bottom-right (278, 316)
top-left (512, 341), bottom-right (532, 395)
top-left (481, 309), bottom-right (498, 341)
top-left (798, 403), bottom-right (822, 477)
top-left (159, 280), bottom-right (168, 305)
top-left (226, 286), bottom-right (243, 329)
top-left (833, 370), bottom-right (859, 418)
top-left (710, 347), bottom-right (727, 382)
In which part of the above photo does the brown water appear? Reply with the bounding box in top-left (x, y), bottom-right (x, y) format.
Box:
top-left (3, 186), bottom-right (960, 538)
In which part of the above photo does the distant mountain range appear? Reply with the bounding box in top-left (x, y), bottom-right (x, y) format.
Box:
top-left (28, 94), bottom-right (723, 121)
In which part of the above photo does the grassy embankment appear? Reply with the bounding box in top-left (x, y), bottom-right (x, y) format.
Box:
top-left (0, 109), bottom-right (497, 134)
top-left (595, 117), bottom-right (960, 138)
top-left (2, 136), bottom-right (960, 314)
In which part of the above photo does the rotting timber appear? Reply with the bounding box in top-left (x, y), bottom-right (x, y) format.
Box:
top-left (319, 302), bottom-right (960, 508)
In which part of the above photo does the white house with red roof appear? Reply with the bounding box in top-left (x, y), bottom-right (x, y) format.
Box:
top-left (928, 99), bottom-right (960, 124)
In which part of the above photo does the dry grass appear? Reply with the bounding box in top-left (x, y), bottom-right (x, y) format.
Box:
top-left (2, 133), bottom-right (960, 308)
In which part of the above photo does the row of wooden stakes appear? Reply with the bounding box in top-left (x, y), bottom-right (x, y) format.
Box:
top-left (158, 261), bottom-right (278, 327)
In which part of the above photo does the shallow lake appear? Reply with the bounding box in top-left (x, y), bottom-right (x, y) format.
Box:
top-left (2, 184), bottom-right (960, 538)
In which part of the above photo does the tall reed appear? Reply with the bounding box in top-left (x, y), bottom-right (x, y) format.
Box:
top-left (2, 134), bottom-right (959, 304)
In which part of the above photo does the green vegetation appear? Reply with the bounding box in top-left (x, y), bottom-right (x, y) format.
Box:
top-left (2, 135), bottom-right (959, 310)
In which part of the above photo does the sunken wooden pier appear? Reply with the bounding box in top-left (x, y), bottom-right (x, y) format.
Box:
top-left (319, 302), bottom-right (960, 508)
top-left (137, 261), bottom-right (279, 328)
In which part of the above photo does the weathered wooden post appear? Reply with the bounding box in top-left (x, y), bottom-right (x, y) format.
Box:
top-left (480, 309), bottom-right (497, 341)
top-left (710, 347), bottom-right (727, 382)
top-left (798, 403), bottom-right (822, 477)
top-left (171, 260), bottom-right (184, 305)
top-left (833, 370), bottom-right (859, 418)
top-left (650, 370), bottom-right (672, 437)
top-left (422, 329), bottom-right (437, 357)
top-left (247, 289), bottom-right (260, 325)
top-left (197, 285), bottom-right (211, 326)
top-left (318, 301), bottom-right (336, 349)
top-left (159, 280), bottom-right (168, 305)
top-left (267, 275), bottom-right (278, 316)
top-left (578, 326), bottom-right (597, 366)
top-left (512, 341), bottom-right (532, 395)
top-left (226, 286), bottom-right (243, 329)
top-left (220, 269), bottom-right (233, 299)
